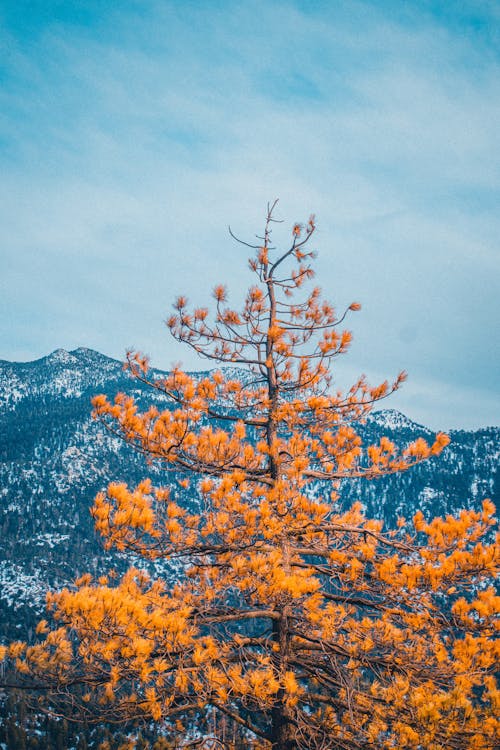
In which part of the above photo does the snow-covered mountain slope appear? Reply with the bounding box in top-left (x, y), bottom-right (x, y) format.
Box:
top-left (0, 348), bottom-right (498, 640)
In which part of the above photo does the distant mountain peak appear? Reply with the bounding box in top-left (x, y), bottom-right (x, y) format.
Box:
top-left (45, 349), bottom-right (79, 365)
top-left (70, 347), bottom-right (96, 357)
top-left (369, 409), bottom-right (430, 433)
top-left (69, 347), bottom-right (119, 363)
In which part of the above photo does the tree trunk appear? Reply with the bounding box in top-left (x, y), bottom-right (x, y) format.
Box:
top-left (270, 710), bottom-right (295, 750)
top-left (270, 612), bottom-right (296, 750)
top-left (266, 238), bottom-right (296, 750)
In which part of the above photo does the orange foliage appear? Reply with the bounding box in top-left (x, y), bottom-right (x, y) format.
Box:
top-left (2, 202), bottom-right (498, 750)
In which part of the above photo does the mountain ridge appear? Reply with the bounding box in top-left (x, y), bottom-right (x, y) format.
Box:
top-left (0, 348), bottom-right (498, 643)
top-left (4, 347), bottom-right (499, 433)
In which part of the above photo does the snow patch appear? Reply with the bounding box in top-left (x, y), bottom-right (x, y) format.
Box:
top-left (369, 409), bottom-right (427, 432)
top-left (45, 349), bottom-right (79, 365)
top-left (0, 561), bottom-right (48, 610)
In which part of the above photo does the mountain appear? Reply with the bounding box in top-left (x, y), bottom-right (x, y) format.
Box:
top-left (0, 348), bottom-right (498, 642)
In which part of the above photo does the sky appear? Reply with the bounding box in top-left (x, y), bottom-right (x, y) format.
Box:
top-left (1, 0), bottom-right (499, 430)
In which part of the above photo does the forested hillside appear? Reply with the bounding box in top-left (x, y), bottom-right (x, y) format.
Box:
top-left (1, 347), bottom-right (497, 643)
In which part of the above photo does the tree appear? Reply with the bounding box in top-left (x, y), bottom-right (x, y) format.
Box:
top-left (2, 203), bottom-right (499, 749)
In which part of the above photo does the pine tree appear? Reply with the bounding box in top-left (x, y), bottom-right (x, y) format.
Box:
top-left (2, 203), bottom-right (499, 749)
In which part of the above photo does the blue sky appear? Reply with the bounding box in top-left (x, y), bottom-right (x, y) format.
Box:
top-left (1, 0), bottom-right (499, 429)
